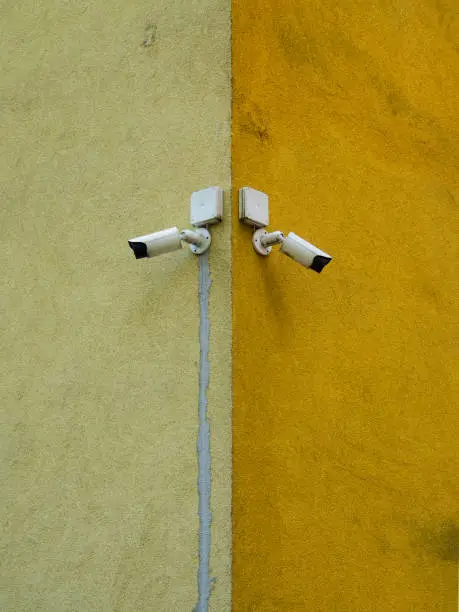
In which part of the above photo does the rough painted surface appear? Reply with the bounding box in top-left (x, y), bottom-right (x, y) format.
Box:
top-left (0, 1), bottom-right (231, 610)
top-left (232, 1), bottom-right (459, 610)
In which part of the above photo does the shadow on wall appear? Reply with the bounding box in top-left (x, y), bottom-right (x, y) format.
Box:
top-left (123, 250), bottom-right (196, 327)
top-left (411, 518), bottom-right (459, 563)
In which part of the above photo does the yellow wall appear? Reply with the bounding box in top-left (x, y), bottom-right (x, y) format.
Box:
top-left (0, 1), bottom-right (231, 610)
top-left (232, 1), bottom-right (459, 609)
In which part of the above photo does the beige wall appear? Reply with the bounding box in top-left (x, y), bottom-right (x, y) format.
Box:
top-left (0, 1), bottom-right (231, 610)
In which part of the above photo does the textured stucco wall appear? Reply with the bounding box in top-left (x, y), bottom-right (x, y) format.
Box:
top-left (232, 1), bottom-right (459, 610)
top-left (0, 1), bottom-right (231, 610)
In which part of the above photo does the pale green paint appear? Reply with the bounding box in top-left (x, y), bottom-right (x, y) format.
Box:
top-left (0, 1), bottom-right (231, 610)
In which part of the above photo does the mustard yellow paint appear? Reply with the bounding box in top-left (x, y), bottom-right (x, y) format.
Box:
top-left (232, 1), bottom-right (459, 609)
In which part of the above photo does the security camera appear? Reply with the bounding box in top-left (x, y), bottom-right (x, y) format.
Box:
top-left (128, 227), bottom-right (182, 259)
top-left (238, 187), bottom-right (332, 273)
top-left (128, 186), bottom-right (223, 261)
top-left (280, 232), bottom-right (332, 272)
top-left (128, 226), bottom-right (211, 259)
top-left (252, 229), bottom-right (332, 273)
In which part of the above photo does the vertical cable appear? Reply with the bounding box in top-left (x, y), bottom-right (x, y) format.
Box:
top-left (194, 250), bottom-right (214, 611)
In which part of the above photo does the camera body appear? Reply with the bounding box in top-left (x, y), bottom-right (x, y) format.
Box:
top-left (280, 232), bottom-right (332, 273)
top-left (128, 227), bottom-right (183, 259)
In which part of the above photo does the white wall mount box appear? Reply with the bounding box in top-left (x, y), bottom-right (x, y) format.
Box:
top-left (239, 187), bottom-right (269, 228)
top-left (190, 186), bottom-right (224, 227)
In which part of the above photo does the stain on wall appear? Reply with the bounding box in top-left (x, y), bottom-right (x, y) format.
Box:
top-left (232, 0), bottom-right (459, 609)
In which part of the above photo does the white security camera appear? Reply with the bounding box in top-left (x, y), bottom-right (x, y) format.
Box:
top-left (128, 226), bottom-right (211, 259)
top-left (280, 232), bottom-right (332, 272)
top-left (239, 187), bottom-right (332, 273)
top-left (128, 227), bottom-right (182, 259)
top-left (252, 229), bottom-right (332, 273)
top-left (128, 186), bottom-right (224, 261)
